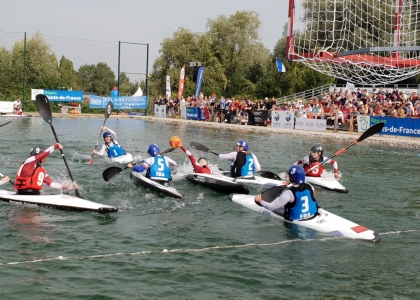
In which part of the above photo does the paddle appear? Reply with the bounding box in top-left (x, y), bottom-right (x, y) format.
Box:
top-left (257, 170), bottom-right (282, 181)
top-left (256, 184), bottom-right (289, 205)
top-left (35, 94), bottom-right (83, 198)
top-left (0, 172), bottom-right (14, 185)
top-left (0, 120), bottom-right (12, 127)
top-left (190, 142), bottom-right (219, 156)
top-left (306, 122), bottom-right (385, 174)
top-left (89, 101), bottom-right (114, 164)
top-left (102, 147), bottom-right (175, 181)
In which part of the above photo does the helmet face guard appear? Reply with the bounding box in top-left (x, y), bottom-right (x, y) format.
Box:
top-left (103, 131), bottom-right (112, 139)
top-left (197, 157), bottom-right (208, 166)
top-left (311, 145), bottom-right (323, 154)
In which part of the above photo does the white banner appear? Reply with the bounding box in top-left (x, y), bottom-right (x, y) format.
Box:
top-left (166, 76), bottom-right (171, 99)
top-left (31, 88), bottom-right (44, 100)
top-left (357, 115), bottom-right (371, 132)
top-left (154, 104), bottom-right (166, 118)
top-left (295, 117), bottom-right (327, 131)
top-left (180, 106), bottom-right (187, 119)
top-left (271, 111), bottom-right (294, 129)
top-left (0, 101), bottom-right (14, 113)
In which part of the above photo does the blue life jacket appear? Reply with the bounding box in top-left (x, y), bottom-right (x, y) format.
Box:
top-left (240, 154), bottom-right (255, 178)
top-left (148, 155), bottom-right (171, 181)
top-left (107, 144), bottom-right (126, 158)
top-left (285, 183), bottom-right (318, 221)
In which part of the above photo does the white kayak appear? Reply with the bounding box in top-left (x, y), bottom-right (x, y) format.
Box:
top-left (185, 173), bottom-right (249, 194)
top-left (130, 172), bottom-right (182, 199)
top-left (219, 171), bottom-right (288, 188)
top-left (279, 172), bottom-right (348, 193)
top-left (0, 190), bottom-right (118, 213)
top-left (105, 153), bottom-right (133, 165)
top-left (229, 191), bottom-right (380, 242)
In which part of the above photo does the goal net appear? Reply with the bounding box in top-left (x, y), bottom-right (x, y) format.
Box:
top-left (287, 0), bottom-right (420, 85)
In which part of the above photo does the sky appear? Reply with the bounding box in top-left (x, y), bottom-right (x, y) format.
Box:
top-left (1, 0), bottom-right (289, 67)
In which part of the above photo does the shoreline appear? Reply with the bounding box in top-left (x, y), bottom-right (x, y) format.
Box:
top-left (13, 112), bottom-right (420, 149)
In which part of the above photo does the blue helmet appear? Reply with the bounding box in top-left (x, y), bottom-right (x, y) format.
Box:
top-left (103, 131), bottom-right (112, 138)
top-left (147, 144), bottom-right (160, 157)
top-left (237, 140), bottom-right (249, 151)
top-left (288, 165), bottom-right (305, 184)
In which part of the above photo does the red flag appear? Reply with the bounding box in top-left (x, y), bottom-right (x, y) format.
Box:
top-left (178, 65), bottom-right (185, 97)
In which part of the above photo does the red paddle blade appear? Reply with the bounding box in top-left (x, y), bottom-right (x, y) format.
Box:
top-left (88, 158), bottom-right (93, 164)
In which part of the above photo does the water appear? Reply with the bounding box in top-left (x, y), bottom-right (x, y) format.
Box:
top-left (0, 116), bottom-right (419, 299)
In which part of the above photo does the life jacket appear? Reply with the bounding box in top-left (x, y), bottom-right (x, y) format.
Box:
top-left (230, 152), bottom-right (255, 178)
top-left (14, 164), bottom-right (46, 191)
top-left (105, 140), bottom-right (126, 158)
top-left (284, 183), bottom-right (318, 221)
top-left (147, 155), bottom-right (171, 181)
top-left (304, 156), bottom-right (324, 177)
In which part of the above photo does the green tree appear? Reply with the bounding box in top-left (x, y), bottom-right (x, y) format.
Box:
top-left (59, 56), bottom-right (79, 90)
top-left (77, 62), bottom-right (116, 96)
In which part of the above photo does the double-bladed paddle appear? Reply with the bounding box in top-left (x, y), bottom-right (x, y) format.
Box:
top-left (0, 120), bottom-right (12, 128)
top-left (0, 172), bottom-right (14, 185)
top-left (35, 94), bottom-right (83, 198)
top-left (88, 101), bottom-right (114, 164)
top-left (189, 142), bottom-right (219, 156)
top-left (102, 147), bottom-right (175, 181)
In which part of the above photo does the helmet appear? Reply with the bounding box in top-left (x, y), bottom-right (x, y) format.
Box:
top-left (311, 145), bottom-right (323, 154)
top-left (103, 131), bottom-right (112, 138)
top-left (147, 144), bottom-right (160, 157)
top-left (197, 157), bottom-right (208, 166)
top-left (30, 146), bottom-right (46, 156)
top-left (236, 140), bottom-right (249, 151)
top-left (287, 165), bottom-right (305, 184)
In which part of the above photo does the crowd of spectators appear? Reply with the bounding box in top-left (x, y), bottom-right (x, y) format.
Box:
top-left (153, 86), bottom-right (420, 128)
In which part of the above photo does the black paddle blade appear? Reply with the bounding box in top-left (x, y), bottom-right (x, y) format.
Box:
top-left (358, 122), bottom-right (385, 143)
top-left (103, 167), bottom-right (124, 181)
top-left (35, 94), bottom-right (52, 123)
top-left (261, 185), bottom-right (288, 203)
top-left (105, 101), bottom-right (114, 119)
top-left (258, 171), bottom-right (282, 181)
top-left (160, 147), bottom-right (175, 155)
top-left (190, 142), bottom-right (210, 152)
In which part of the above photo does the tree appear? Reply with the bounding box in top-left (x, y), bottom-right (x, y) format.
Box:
top-left (77, 62), bottom-right (116, 96)
top-left (59, 56), bottom-right (79, 90)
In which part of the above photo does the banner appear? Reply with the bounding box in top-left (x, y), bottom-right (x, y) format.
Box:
top-left (295, 117), bottom-right (326, 131)
top-left (180, 106), bottom-right (187, 119)
top-left (271, 111), bottom-right (294, 128)
top-left (178, 65), bottom-right (185, 97)
top-left (0, 101), bottom-right (14, 113)
top-left (356, 115), bottom-right (371, 132)
top-left (89, 95), bottom-right (148, 109)
top-left (31, 89), bottom-right (83, 102)
top-left (154, 104), bottom-right (166, 118)
top-left (370, 116), bottom-right (420, 137)
top-left (195, 66), bottom-right (205, 99)
top-left (166, 76), bottom-right (171, 99)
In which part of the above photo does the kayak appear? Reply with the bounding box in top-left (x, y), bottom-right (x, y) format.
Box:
top-left (279, 172), bottom-right (348, 193)
top-left (229, 192), bottom-right (380, 242)
top-left (0, 190), bottom-right (118, 213)
top-left (130, 171), bottom-right (182, 199)
top-left (105, 153), bottom-right (133, 165)
top-left (219, 171), bottom-right (288, 188)
top-left (185, 173), bottom-right (249, 194)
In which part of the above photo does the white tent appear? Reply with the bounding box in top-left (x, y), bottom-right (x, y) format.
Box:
top-left (132, 86), bottom-right (143, 97)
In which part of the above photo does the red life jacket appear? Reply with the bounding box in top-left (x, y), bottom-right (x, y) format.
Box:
top-left (15, 165), bottom-right (46, 191)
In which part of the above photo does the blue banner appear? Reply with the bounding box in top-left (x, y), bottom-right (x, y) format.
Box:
top-left (44, 90), bottom-right (83, 102)
top-left (89, 95), bottom-right (148, 109)
top-left (370, 116), bottom-right (420, 137)
top-left (195, 66), bottom-right (205, 99)
top-left (186, 107), bottom-right (198, 120)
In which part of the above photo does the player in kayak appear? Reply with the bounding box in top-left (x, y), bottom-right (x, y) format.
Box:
top-left (127, 144), bottom-right (177, 183)
top-left (14, 144), bottom-right (79, 195)
top-left (218, 140), bottom-right (261, 178)
top-left (294, 145), bottom-right (340, 179)
top-left (180, 145), bottom-right (213, 175)
top-left (92, 126), bottom-right (127, 159)
top-left (254, 165), bottom-right (319, 221)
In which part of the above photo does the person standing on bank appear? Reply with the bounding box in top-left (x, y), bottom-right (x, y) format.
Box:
top-left (92, 126), bottom-right (126, 159)
top-left (14, 144), bottom-right (78, 195)
top-left (218, 140), bottom-right (261, 178)
top-left (254, 165), bottom-right (319, 221)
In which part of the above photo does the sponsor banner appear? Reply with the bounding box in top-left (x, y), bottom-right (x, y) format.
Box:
top-left (178, 66), bottom-right (185, 97)
top-left (44, 90), bottom-right (83, 102)
top-left (31, 89), bottom-right (45, 100)
top-left (180, 106), bottom-right (187, 119)
top-left (370, 116), bottom-right (420, 137)
top-left (154, 104), bottom-right (167, 118)
top-left (89, 95), bottom-right (148, 109)
top-left (195, 66), bottom-right (205, 99)
top-left (186, 107), bottom-right (204, 120)
top-left (295, 117), bottom-right (326, 131)
top-left (356, 115), bottom-right (371, 132)
top-left (271, 111), bottom-right (294, 128)
top-left (0, 101), bottom-right (14, 113)
top-left (166, 75), bottom-right (171, 99)
top-left (253, 110), bottom-right (269, 125)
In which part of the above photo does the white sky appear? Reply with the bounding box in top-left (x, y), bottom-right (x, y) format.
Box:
top-left (2, 0), bottom-right (289, 63)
